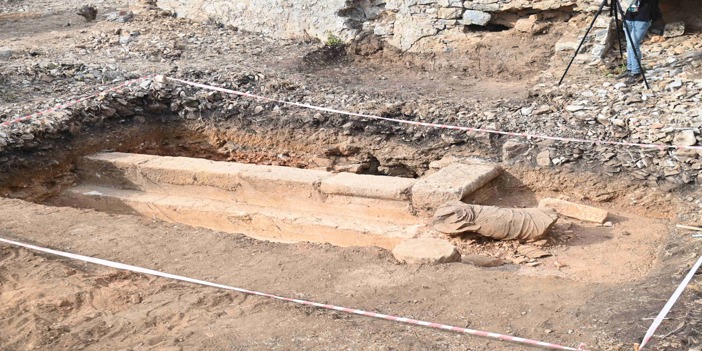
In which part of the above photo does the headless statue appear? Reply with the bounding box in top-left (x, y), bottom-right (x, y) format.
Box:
top-left (432, 201), bottom-right (558, 241)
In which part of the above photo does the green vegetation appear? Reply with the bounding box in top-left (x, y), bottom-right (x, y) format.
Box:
top-left (325, 31), bottom-right (344, 47)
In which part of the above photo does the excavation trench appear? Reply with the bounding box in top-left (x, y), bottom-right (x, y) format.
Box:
top-left (23, 117), bottom-right (503, 252)
top-left (0, 110), bottom-right (679, 284)
top-left (2, 104), bottom-right (700, 349)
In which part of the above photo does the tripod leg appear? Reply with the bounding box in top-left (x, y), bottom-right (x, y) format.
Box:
top-left (613, 2), bottom-right (624, 59)
top-left (614, 0), bottom-right (650, 89)
top-left (558, 0), bottom-right (608, 86)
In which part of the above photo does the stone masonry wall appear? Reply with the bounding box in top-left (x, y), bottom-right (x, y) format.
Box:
top-left (157, 0), bottom-right (386, 42)
top-left (158, 0), bottom-right (602, 52)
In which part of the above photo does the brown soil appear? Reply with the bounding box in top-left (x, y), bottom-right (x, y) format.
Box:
top-left (0, 196), bottom-right (688, 351)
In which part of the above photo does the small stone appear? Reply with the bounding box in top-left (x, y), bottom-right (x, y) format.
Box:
top-left (502, 140), bottom-right (528, 161)
top-left (673, 130), bottom-right (697, 146)
top-left (462, 254), bottom-right (505, 267)
top-left (517, 246), bottom-right (552, 259)
top-left (666, 79), bottom-right (683, 90)
top-left (119, 36), bottom-right (132, 45)
top-left (0, 49), bottom-right (13, 60)
top-left (105, 10), bottom-right (134, 23)
top-left (77, 5), bottom-right (98, 22)
top-left (512, 257), bottom-right (528, 265)
top-left (253, 105), bottom-right (264, 114)
top-left (392, 238), bottom-right (460, 264)
top-left (566, 105), bottom-right (585, 112)
top-left (536, 150), bottom-right (551, 167)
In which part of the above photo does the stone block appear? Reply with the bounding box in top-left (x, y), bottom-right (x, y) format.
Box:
top-left (538, 198), bottom-right (608, 224)
top-left (555, 40), bottom-right (578, 52)
top-left (468, 3), bottom-right (499, 11)
top-left (320, 172), bottom-right (416, 201)
top-left (392, 238), bottom-right (460, 264)
top-left (663, 21), bottom-right (685, 38)
top-left (461, 9), bottom-right (491, 26)
top-left (438, 0), bottom-right (464, 7)
top-left (78, 152), bottom-right (160, 188)
top-left (411, 163), bottom-right (500, 211)
top-left (239, 165), bottom-right (330, 204)
top-left (514, 16), bottom-right (537, 32)
top-left (437, 7), bottom-right (463, 19)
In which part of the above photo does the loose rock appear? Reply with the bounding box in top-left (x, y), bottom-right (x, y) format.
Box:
top-left (539, 198), bottom-right (608, 224)
top-left (392, 238), bottom-right (460, 264)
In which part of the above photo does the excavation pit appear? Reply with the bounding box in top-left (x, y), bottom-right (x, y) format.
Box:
top-left (0, 112), bottom-right (676, 283)
top-left (50, 152), bottom-right (497, 250)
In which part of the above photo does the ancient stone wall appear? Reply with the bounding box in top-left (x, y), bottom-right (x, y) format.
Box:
top-left (158, 0), bottom-right (601, 52)
top-left (157, 0), bottom-right (386, 42)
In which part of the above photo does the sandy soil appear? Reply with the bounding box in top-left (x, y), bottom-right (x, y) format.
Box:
top-left (0, 175), bottom-right (699, 351)
top-left (0, 197), bottom-right (681, 351)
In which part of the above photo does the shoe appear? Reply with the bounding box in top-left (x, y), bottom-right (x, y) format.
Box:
top-left (625, 73), bottom-right (643, 85)
top-left (616, 71), bottom-right (632, 80)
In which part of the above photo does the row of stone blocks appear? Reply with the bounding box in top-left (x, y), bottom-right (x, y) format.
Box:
top-left (54, 152), bottom-right (500, 251)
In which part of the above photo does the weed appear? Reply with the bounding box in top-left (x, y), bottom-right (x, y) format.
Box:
top-left (325, 31), bottom-right (344, 47)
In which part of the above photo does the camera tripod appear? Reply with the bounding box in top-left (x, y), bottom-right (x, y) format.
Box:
top-left (559, 0), bottom-right (650, 89)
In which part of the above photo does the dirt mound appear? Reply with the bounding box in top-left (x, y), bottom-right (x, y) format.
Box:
top-left (301, 44), bottom-right (349, 68)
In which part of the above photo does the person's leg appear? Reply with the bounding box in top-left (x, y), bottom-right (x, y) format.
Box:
top-left (630, 20), bottom-right (651, 74)
top-left (624, 20), bottom-right (636, 73)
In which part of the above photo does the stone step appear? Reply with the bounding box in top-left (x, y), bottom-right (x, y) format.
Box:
top-left (54, 185), bottom-right (421, 250)
top-left (77, 152), bottom-right (420, 224)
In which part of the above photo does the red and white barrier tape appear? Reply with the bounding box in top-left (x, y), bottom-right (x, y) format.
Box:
top-left (0, 236), bottom-right (588, 351)
top-left (639, 254), bottom-right (702, 350)
top-left (0, 75), bottom-right (155, 127)
top-left (168, 77), bottom-right (702, 152)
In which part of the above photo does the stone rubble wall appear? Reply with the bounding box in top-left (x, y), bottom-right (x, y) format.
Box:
top-left (157, 0), bottom-right (386, 42)
top-left (157, 0), bottom-right (602, 52)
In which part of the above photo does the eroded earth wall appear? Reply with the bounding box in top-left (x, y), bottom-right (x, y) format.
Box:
top-left (157, 0), bottom-right (600, 51)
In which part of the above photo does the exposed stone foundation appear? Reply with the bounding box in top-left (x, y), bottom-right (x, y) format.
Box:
top-left (157, 0), bottom-right (600, 52)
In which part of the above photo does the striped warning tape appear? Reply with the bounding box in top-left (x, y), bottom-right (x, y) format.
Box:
top-left (167, 76), bottom-right (702, 152)
top-left (0, 236), bottom-right (589, 351)
top-left (0, 75), bottom-right (155, 127)
top-left (638, 254), bottom-right (702, 350)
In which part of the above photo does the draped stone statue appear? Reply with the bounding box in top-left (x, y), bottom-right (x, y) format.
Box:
top-left (431, 201), bottom-right (558, 241)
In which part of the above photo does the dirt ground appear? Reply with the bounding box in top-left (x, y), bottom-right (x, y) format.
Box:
top-left (1, 0), bottom-right (702, 351)
top-left (0, 196), bottom-right (695, 351)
